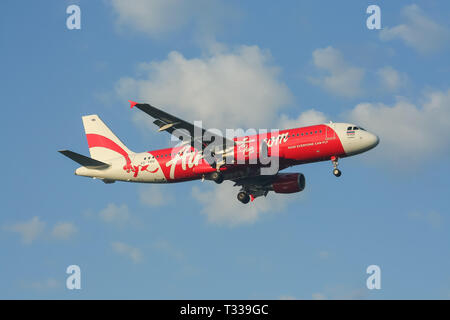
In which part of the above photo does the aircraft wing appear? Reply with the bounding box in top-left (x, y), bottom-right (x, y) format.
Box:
top-left (129, 100), bottom-right (235, 152)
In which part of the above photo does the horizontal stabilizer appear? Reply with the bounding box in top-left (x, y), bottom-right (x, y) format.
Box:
top-left (58, 150), bottom-right (110, 169)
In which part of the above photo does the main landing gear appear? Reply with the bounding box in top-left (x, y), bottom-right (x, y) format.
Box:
top-left (331, 156), bottom-right (342, 177)
top-left (210, 171), bottom-right (224, 184)
top-left (237, 191), bottom-right (250, 204)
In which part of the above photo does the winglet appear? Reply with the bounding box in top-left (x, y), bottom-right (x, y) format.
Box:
top-left (128, 100), bottom-right (138, 109)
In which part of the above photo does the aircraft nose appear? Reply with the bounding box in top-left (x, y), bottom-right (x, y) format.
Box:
top-left (369, 133), bottom-right (380, 149)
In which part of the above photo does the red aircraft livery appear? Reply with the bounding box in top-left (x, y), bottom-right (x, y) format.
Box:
top-left (59, 101), bottom-right (379, 203)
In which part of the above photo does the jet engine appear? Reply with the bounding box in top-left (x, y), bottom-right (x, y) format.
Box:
top-left (270, 173), bottom-right (306, 194)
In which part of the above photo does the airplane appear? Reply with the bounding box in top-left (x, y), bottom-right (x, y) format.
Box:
top-left (59, 101), bottom-right (379, 204)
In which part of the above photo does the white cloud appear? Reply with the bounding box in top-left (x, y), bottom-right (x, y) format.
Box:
top-left (116, 45), bottom-right (292, 130)
top-left (152, 239), bottom-right (184, 260)
top-left (318, 251), bottom-right (330, 260)
top-left (111, 241), bottom-right (142, 263)
top-left (376, 66), bottom-right (408, 92)
top-left (51, 222), bottom-right (77, 240)
top-left (6, 217), bottom-right (79, 244)
top-left (314, 285), bottom-right (367, 300)
top-left (192, 181), bottom-right (297, 226)
top-left (109, 0), bottom-right (228, 39)
top-left (310, 46), bottom-right (365, 98)
top-left (348, 89), bottom-right (450, 165)
top-left (99, 203), bottom-right (131, 225)
top-left (23, 278), bottom-right (60, 291)
top-left (311, 293), bottom-right (327, 300)
top-left (7, 216), bottom-right (45, 245)
top-left (139, 185), bottom-right (172, 207)
top-left (380, 5), bottom-right (449, 54)
top-left (279, 295), bottom-right (296, 300)
top-left (278, 109), bottom-right (327, 129)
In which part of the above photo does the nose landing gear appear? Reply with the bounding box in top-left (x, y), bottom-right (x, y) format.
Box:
top-left (333, 168), bottom-right (341, 177)
top-left (331, 156), bottom-right (342, 177)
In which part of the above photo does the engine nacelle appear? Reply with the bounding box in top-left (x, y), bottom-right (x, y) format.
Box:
top-left (270, 173), bottom-right (306, 194)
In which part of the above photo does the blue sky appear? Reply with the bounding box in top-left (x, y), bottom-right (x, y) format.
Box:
top-left (1, 0), bottom-right (449, 299)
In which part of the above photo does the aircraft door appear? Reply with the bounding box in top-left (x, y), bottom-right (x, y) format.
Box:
top-left (326, 123), bottom-right (336, 140)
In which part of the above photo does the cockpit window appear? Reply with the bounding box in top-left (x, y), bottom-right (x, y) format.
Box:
top-left (352, 126), bottom-right (359, 130)
top-left (347, 126), bottom-right (352, 130)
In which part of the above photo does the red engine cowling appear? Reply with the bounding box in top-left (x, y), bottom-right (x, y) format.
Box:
top-left (270, 173), bottom-right (306, 194)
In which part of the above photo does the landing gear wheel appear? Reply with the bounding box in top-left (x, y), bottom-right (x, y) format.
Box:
top-left (333, 168), bottom-right (342, 177)
top-left (331, 156), bottom-right (341, 177)
top-left (237, 191), bottom-right (250, 204)
top-left (210, 171), bottom-right (224, 184)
